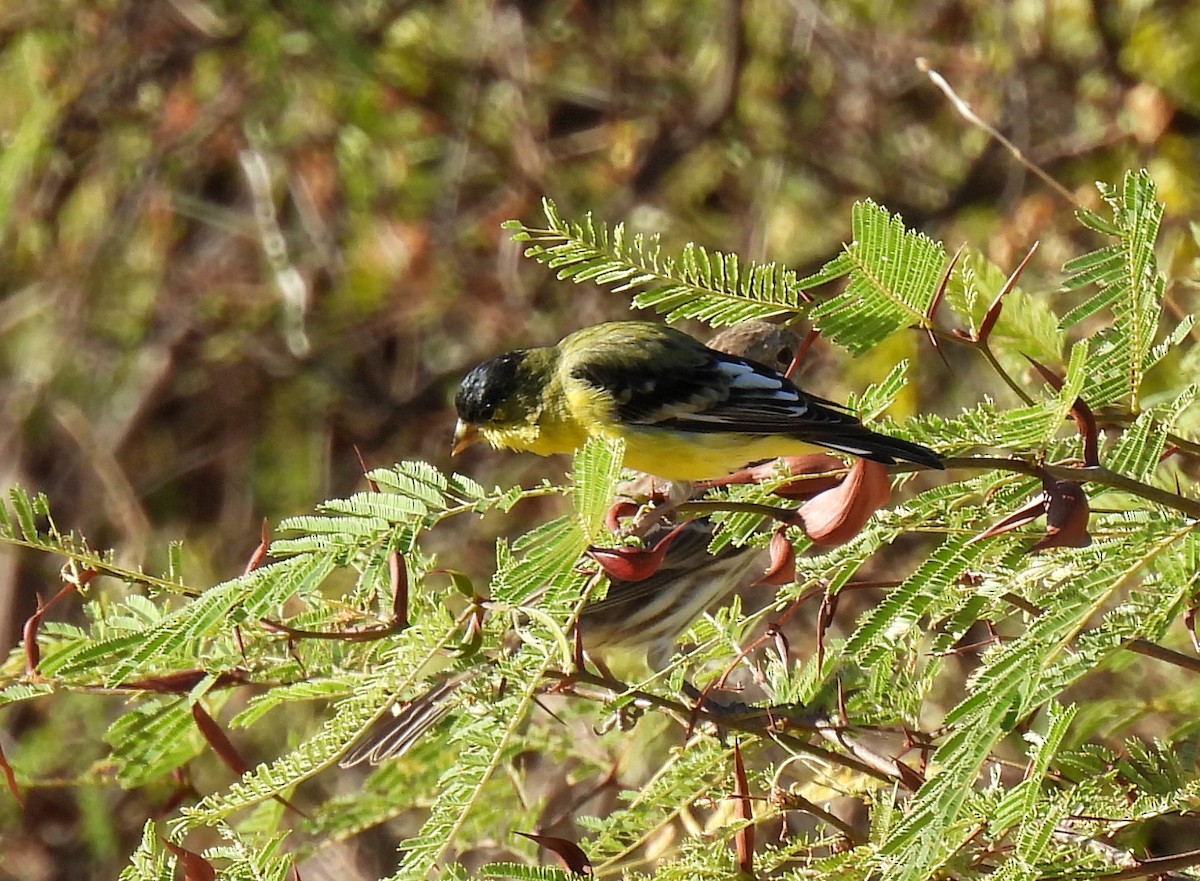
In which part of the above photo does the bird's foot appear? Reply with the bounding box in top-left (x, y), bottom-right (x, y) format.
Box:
top-left (607, 473), bottom-right (695, 535)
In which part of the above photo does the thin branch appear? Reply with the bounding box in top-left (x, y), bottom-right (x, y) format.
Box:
top-left (994, 592), bottom-right (1200, 676)
top-left (928, 457), bottom-right (1200, 520)
top-left (1097, 845), bottom-right (1200, 880)
top-left (815, 723), bottom-right (924, 791)
top-left (0, 536), bottom-right (200, 597)
top-left (677, 499), bottom-right (800, 522)
top-left (683, 453), bottom-right (1200, 539)
top-left (977, 341), bottom-right (1035, 405)
top-left (917, 58), bottom-right (1080, 208)
top-left (930, 321), bottom-right (1200, 458)
top-left (776, 789), bottom-right (867, 845)
top-left (546, 669), bottom-right (897, 786)
top-left (925, 324), bottom-right (1037, 406)
top-left (1124, 637), bottom-right (1200, 675)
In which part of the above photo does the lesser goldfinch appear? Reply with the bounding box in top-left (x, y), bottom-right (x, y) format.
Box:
top-left (452, 321), bottom-right (942, 479)
top-left (339, 518), bottom-right (762, 767)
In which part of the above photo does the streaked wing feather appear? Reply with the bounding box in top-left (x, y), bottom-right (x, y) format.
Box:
top-left (339, 673), bottom-right (470, 768)
top-left (579, 520), bottom-right (762, 657)
top-left (632, 353), bottom-right (861, 436)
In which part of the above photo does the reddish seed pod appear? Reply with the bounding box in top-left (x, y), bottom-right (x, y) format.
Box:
top-left (795, 458), bottom-right (892, 547)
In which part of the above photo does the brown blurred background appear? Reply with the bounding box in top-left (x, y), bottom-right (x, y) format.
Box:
top-left (1, 0), bottom-right (1198, 876)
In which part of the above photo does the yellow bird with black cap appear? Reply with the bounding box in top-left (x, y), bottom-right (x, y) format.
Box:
top-left (452, 321), bottom-right (942, 479)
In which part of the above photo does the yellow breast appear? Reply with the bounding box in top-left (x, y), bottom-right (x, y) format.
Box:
top-left (607, 426), bottom-right (823, 481)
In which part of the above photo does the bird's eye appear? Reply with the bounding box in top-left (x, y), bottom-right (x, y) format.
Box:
top-left (777, 347), bottom-right (794, 366)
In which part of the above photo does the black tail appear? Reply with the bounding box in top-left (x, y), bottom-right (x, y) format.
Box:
top-left (815, 425), bottom-right (943, 470)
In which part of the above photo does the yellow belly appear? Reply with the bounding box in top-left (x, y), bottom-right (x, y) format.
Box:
top-left (561, 374), bottom-right (823, 479)
top-left (602, 426), bottom-right (823, 481)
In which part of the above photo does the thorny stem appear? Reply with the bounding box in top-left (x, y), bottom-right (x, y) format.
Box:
top-left (683, 454), bottom-right (1200, 524)
top-left (924, 318), bottom-right (1200, 460)
top-left (977, 341), bottom-right (1035, 406)
top-left (923, 324), bottom-right (1036, 407)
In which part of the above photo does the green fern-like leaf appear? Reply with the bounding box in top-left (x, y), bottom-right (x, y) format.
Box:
top-left (1104, 384), bottom-right (1196, 482)
top-left (504, 198), bottom-right (803, 327)
top-left (388, 522), bottom-right (595, 878)
top-left (480, 863), bottom-right (580, 880)
top-left (801, 200), bottom-right (946, 355)
top-left (571, 436), bottom-right (626, 545)
top-left (1060, 171), bottom-right (1166, 409)
top-left (117, 821), bottom-right (173, 881)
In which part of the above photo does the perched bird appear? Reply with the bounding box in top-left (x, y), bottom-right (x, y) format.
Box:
top-left (453, 321), bottom-right (942, 480)
top-left (339, 518), bottom-right (762, 767)
top-left (577, 518), bottom-right (765, 670)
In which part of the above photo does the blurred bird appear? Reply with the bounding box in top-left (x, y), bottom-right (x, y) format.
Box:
top-left (339, 517), bottom-right (763, 767)
top-left (452, 320), bottom-right (942, 480)
top-left (705, 320), bottom-right (804, 369)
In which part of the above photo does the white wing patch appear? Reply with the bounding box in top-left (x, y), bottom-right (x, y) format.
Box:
top-left (715, 359), bottom-right (813, 419)
top-left (719, 360), bottom-right (786, 390)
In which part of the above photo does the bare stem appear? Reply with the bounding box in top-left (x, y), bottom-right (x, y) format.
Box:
top-left (677, 499), bottom-right (799, 522)
top-left (916, 58), bottom-right (1080, 208)
top-left (928, 457), bottom-right (1200, 520)
top-left (1097, 845), bottom-right (1200, 880)
top-left (1124, 637), bottom-right (1200, 675)
top-left (922, 325), bottom-right (1036, 406)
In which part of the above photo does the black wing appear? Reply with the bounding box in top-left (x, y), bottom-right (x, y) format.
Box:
top-left (570, 335), bottom-right (859, 434)
top-left (565, 322), bottom-right (942, 468)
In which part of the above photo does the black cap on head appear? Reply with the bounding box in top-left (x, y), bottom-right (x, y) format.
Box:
top-left (455, 352), bottom-right (524, 425)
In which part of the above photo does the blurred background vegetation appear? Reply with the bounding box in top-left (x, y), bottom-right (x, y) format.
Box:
top-left (1, 0), bottom-right (1198, 878)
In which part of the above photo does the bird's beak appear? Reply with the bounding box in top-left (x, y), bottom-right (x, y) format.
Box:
top-left (451, 420), bottom-right (480, 456)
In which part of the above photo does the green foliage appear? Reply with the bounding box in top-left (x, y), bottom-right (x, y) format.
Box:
top-left (800, 200), bottom-right (947, 355)
top-left (505, 198), bottom-right (803, 327)
top-left (1060, 170), bottom-right (1172, 409)
top-left (5, 172), bottom-right (1200, 881)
